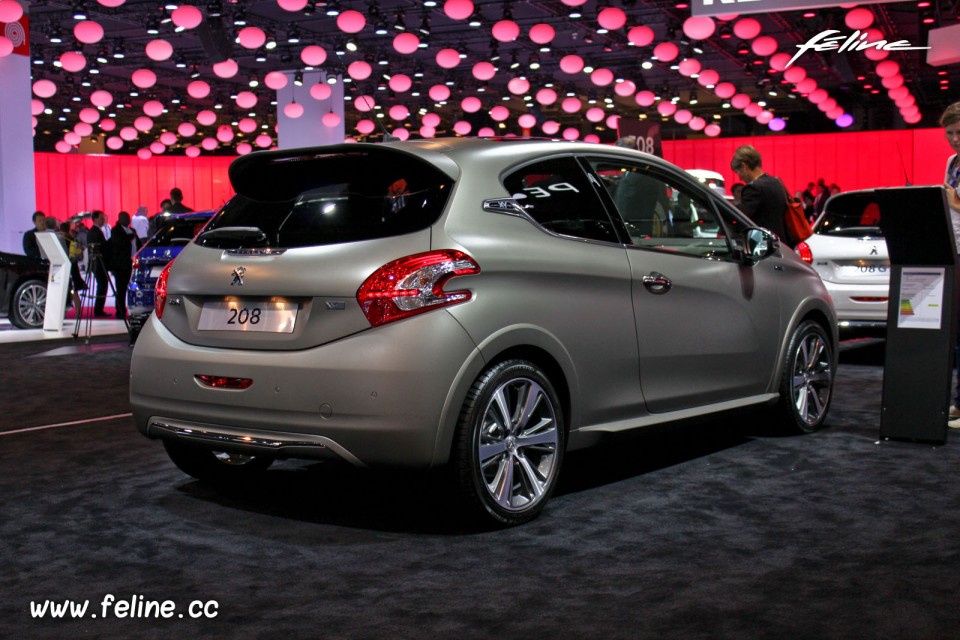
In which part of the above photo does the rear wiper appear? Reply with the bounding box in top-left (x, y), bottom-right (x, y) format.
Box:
top-left (196, 226), bottom-right (269, 245)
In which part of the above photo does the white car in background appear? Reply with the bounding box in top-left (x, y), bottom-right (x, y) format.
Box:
top-left (795, 193), bottom-right (889, 331)
top-left (686, 169), bottom-right (731, 201)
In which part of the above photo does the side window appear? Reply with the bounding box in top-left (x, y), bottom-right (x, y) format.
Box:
top-left (502, 157), bottom-right (619, 243)
top-left (588, 158), bottom-right (733, 260)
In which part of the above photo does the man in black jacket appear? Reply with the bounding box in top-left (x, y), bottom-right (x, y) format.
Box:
top-left (86, 210), bottom-right (112, 318)
top-left (109, 211), bottom-right (139, 320)
top-left (731, 145), bottom-right (792, 247)
top-left (22, 211), bottom-right (46, 258)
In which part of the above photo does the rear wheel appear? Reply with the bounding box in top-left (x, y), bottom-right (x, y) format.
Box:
top-left (10, 279), bottom-right (46, 329)
top-left (453, 360), bottom-right (565, 526)
top-left (162, 440), bottom-right (273, 485)
top-left (776, 320), bottom-right (834, 433)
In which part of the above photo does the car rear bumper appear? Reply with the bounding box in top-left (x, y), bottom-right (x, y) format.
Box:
top-left (821, 280), bottom-right (888, 324)
top-left (129, 310), bottom-right (481, 468)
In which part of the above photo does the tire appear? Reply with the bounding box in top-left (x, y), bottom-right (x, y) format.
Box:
top-left (453, 360), bottom-right (565, 526)
top-left (162, 440), bottom-right (273, 485)
top-left (10, 279), bottom-right (46, 329)
top-left (776, 320), bottom-right (834, 434)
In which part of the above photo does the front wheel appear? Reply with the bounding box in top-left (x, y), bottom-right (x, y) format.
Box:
top-left (453, 360), bottom-right (565, 526)
top-left (162, 440), bottom-right (273, 485)
top-left (10, 279), bottom-right (46, 329)
top-left (776, 320), bottom-right (835, 433)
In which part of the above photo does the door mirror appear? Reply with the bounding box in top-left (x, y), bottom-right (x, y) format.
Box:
top-left (743, 228), bottom-right (778, 264)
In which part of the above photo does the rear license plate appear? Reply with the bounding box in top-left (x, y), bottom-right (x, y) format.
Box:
top-left (838, 264), bottom-right (889, 278)
top-left (198, 300), bottom-right (299, 333)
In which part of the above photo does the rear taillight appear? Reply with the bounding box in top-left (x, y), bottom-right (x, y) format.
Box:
top-left (155, 262), bottom-right (173, 319)
top-left (795, 241), bottom-right (813, 264)
top-left (357, 250), bottom-right (480, 327)
top-left (132, 255), bottom-right (141, 271)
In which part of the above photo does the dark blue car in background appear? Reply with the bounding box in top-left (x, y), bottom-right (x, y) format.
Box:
top-left (127, 211), bottom-right (213, 339)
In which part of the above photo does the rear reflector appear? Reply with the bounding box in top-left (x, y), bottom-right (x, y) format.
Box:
top-left (195, 375), bottom-right (254, 390)
top-left (851, 297), bottom-right (888, 303)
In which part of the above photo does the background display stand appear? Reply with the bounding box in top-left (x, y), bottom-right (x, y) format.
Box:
top-left (875, 186), bottom-right (958, 444)
top-left (35, 232), bottom-right (71, 332)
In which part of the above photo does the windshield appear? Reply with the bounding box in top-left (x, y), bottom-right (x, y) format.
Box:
top-left (197, 149), bottom-right (453, 250)
top-left (816, 201), bottom-right (883, 238)
top-left (150, 215), bottom-right (212, 247)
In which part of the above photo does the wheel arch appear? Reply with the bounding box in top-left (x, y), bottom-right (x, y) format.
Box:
top-left (771, 299), bottom-right (838, 393)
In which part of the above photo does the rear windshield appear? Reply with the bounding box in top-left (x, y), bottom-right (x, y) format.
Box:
top-left (150, 216), bottom-right (212, 247)
top-left (197, 149), bottom-right (453, 249)
top-left (816, 201), bottom-right (883, 238)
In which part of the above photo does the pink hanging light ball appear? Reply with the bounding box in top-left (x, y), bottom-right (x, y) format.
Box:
top-left (606, 114), bottom-right (620, 129)
top-left (236, 142), bottom-right (253, 156)
top-left (674, 109), bottom-right (693, 124)
top-left (473, 62), bottom-right (496, 81)
top-left (653, 42), bottom-right (679, 62)
top-left (436, 48), bottom-right (461, 69)
top-left (354, 95), bottom-right (376, 112)
top-left (389, 74), bottom-right (412, 92)
top-left (751, 36), bottom-right (778, 57)
top-left (875, 60), bottom-right (900, 78)
top-left (635, 90), bottom-right (656, 107)
top-left (683, 16), bottom-right (715, 41)
top-left (888, 85), bottom-right (909, 100)
top-left (731, 93), bottom-right (751, 109)
top-left (201, 137), bottom-right (218, 151)
top-left (627, 26), bottom-right (654, 47)
top-left (131, 68), bottom-right (157, 89)
top-left (615, 80), bottom-right (637, 97)
top-left (213, 59), bottom-right (238, 78)
top-left (137, 148), bottom-right (152, 160)
top-left (217, 125), bottom-right (235, 142)
top-left (733, 18), bottom-right (761, 40)
top-left (106, 136), bottom-right (124, 151)
top-left (584, 134), bottom-right (600, 144)
top-left (238, 26), bottom-right (266, 50)
top-left (422, 113), bottom-right (441, 127)
top-left (392, 128), bottom-right (410, 141)
top-left (187, 80), bottom-right (210, 99)
top-left (744, 103), bottom-right (762, 117)
top-left (150, 141), bottom-right (166, 154)
top-left (96, 0), bottom-right (125, 7)
top-left (784, 66), bottom-right (807, 84)
top-left (453, 121), bottom-right (472, 135)
top-left (697, 69), bottom-right (720, 87)
top-left (796, 78), bottom-right (817, 94)
top-left (835, 113), bottom-right (854, 128)
top-left (429, 85), bottom-right (450, 101)
top-left (90, 89), bottom-right (113, 107)
top-left (508, 77), bottom-right (530, 94)
top-left (689, 117), bottom-right (706, 131)
top-left (808, 89), bottom-right (828, 104)
top-left (79, 107), bottom-right (100, 123)
top-left (559, 55), bottom-right (584, 74)
top-left (74, 122), bottom-right (93, 137)
top-left (657, 101), bottom-right (677, 117)
top-left (143, 100), bottom-right (164, 117)
top-left (119, 126), bottom-right (138, 141)
top-left (542, 120), bottom-right (560, 135)
top-left (769, 53), bottom-right (792, 72)
top-left (74, 20), bottom-right (104, 45)
top-left (31, 99), bottom-right (45, 115)
top-left (33, 79), bottom-right (57, 98)
top-left (844, 7), bottom-right (874, 30)
top-left (864, 47), bottom-right (888, 62)
top-left (337, 9), bottom-right (366, 33)
top-left (562, 128), bottom-right (580, 141)
top-left (196, 109), bottom-right (217, 126)
top-left (322, 112), bottom-right (341, 127)
top-left (134, 116), bottom-right (154, 132)
top-left (265, 71), bottom-right (288, 90)
top-left (769, 118), bottom-right (787, 132)
top-left (389, 104), bottom-right (410, 120)
top-left (881, 74), bottom-right (904, 89)
top-left (492, 20), bottom-right (520, 43)
top-left (597, 7), bottom-right (627, 30)
top-left (536, 88), bottom-right (558, 105)
top-left (185, 146), bottom-right (201, 158)
top-left (178, 122), bottom-right (197, 137)
top-left (704, 124), bottom-right (721, 137)
top-left (171, 5), bottom-right (203, 29)
top-left (277, 0), bottom-right (308, 12)
top-left (301, 45), bottom-right (327, 66)
top-left (444, 0), bottom-right (474, 21)
top-left (561, 97), bottom-right (582, 113)
top-left (489, 105), bottom-right (510, 121)
top-left (461, 96), bottom-right (482, 112)
top-left (591, 68), bottom-right (614, 86)
top-left (100, 118), bottom-right (118, 132)
top-left (145, 39), bottom-right (173, 61)
top-left (237, 118), bottom-right (257, 133)
top-left (561, 0), bottom-right (588, 5)
top-left (678, 58), bottom-right (702, 77)
top-left (420, 126), bottom-right (436, 138)
top-left (348, 60), bottom-right (372, 80)
top-left (529, 23), bottom-right (555, 45)
top-left (60, 51), bottom-right (87, 72)
top-left (714, 82), bottom-right (736, 99)
top-left (0, 36), bottom-right (12, 57)
top-left (235, 91), bottom-right (258, 109)
top-left (356, 120), bottom-right (376, 134)
top-left (393, 32), bottom-right (419, 54)
top-left (0, 0), bottom-right (24, 22)
top-left (585, 107), bottom-right (605, 123)
top-left (477, 127), bottom-right (495, 137)
top-left (310, 83), bottom-right (332, 100)
top-left (757, 110), bottom-right (774, 124)
top-left (283, 102), bottom-right (304, 118)
top-left (518, 113), bottom-right (537, 129)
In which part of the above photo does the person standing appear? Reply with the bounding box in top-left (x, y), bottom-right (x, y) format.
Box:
top-left (168, 187), bottom-right (193, 214)
top-left (131, 205), bottom-right (150, 240)
top-left (22, 211), bottom-right (46, 258)
top-left (938, 102), bottom-right (960, 428)
top-left (87, 210), bottom-right (112, 318)
top-left (109, 211), bottom-right (139, 320)
top-left (730, 145), bottom-right (792, 246)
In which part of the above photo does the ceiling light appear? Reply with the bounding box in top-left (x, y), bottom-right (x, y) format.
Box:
top-left (71, 0), bottom-right (87, 20)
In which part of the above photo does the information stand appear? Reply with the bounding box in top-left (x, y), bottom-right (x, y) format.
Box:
top-left (35, 231), bottom-right (71, 332)
top-left (874, 186), bottom-right (958, 444)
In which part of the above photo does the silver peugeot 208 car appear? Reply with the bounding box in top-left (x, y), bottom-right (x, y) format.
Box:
top-left (130, 138), bottom-right (837, 525)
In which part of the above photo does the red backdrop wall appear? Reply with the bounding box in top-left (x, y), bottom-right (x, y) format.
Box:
top-left (33, 128), bottom-right (955, 224)
top-left (663, 128), bottom-right (953, 196)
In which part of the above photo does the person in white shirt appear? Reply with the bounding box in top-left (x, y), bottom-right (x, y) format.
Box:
top-left (130, 205), bottom-right (150, 240)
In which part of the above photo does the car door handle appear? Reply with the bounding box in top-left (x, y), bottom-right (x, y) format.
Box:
top-left (642, 272), bottom-right (672, 294)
